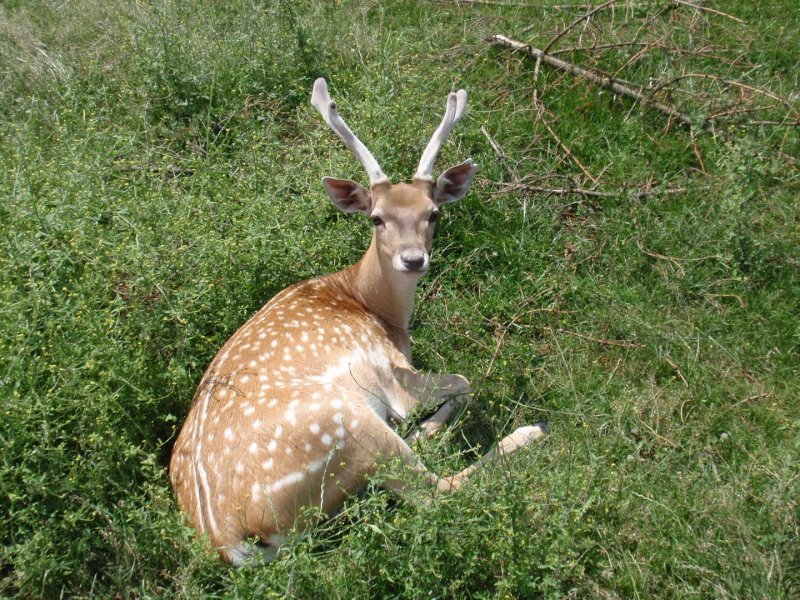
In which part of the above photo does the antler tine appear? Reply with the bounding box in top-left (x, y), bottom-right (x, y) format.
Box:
top-left (414, 89), bottom-right (468, 181)
top-left (311, 78), bottom-right (388, 186)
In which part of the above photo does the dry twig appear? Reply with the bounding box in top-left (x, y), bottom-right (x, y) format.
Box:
top-left (541, 0), bottom-right (618, 56)
top-left (491, 180), bottom-right (696, 199)
top-left (487, 34), bottom-right (695, 127)
top-left (539, 114), bottom-right (598, 182)
top-left (555, 328), bottom-right (646, 349)
top-left (672, 0), bottom-right (746, 24)
top-left (664, 357), bottom-right (689, 388)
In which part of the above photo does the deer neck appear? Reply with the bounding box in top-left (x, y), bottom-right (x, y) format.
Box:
top-left (347, 237), bottom-right (421, 333)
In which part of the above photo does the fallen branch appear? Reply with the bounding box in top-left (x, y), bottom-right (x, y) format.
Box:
top-left (664, 356), bottom-right (689, 388)
top-left (555, 328), bottom-right (646, 349)
top-left (672, 0), bottom-right (746, 24)
top-left (491, 180), bottom-right (696, 199)
top-left (635, 237), bottom-right (728, 264)
top-left (645, 72), bottom-right (799, 117)
top-left (539, 114), bottom-right (598, 182)
top-left (487, 34), bottom-right (695, 127)
top-left (542, 0), bottom-right (618, 56)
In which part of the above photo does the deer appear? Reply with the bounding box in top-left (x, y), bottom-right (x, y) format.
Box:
top-left (169, 78), bottom-right (546, 565)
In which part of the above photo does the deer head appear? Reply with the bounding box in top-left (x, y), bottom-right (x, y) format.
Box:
top-left (311, 78), bottom-right (477, 279)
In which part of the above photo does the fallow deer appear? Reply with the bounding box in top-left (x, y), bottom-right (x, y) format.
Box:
top-left (169, 78), bottom-right (545, 565)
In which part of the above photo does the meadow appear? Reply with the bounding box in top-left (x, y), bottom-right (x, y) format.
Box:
top-left (1, 1), bottom-right (798, 597)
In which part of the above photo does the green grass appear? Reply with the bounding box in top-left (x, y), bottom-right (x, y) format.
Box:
top-left (1, 0), bottom-right (798, 597)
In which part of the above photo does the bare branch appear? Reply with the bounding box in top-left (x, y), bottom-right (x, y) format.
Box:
top-left (672, 0), bottom-right (746, 25)
top-left (491, 180), bottom-right (697, 199)
top-left (486, 34), bottom-right (696, 127)
top-left (542, 0), bottom-right (618, 56)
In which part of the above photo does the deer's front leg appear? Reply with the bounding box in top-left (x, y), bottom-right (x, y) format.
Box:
top-left (394, 367), bottom-right (472, 407)
top-left (393, 367), bottom-right (472, 443)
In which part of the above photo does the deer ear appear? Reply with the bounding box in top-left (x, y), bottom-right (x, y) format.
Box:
top-left (433, 159), bottom-right (477, 206)
top-left (322, 177), bottom-right (372, 214)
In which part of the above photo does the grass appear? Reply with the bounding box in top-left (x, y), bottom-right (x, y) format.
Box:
top-left (1, 0), bottom-right (798, 597)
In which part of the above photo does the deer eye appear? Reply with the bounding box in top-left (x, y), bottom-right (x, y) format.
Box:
top-left (370, 215), bottom-right (385, 227)
top-left (428, 211), bottom-right (440, 224)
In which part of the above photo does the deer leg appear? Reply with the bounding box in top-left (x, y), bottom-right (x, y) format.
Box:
top-left (404, 399), bottom-right (461, 444)
top-left (361, 416), bottom-right (546, 496)
top-left (393, 367), bottom-right (472, 442)
top-left (394, 367), bottom-right (472, 408)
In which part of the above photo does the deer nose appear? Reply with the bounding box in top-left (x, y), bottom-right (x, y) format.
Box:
top-left (400, 252), bottom-right (427, 272)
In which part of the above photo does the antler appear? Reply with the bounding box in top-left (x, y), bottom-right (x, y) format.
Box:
top-left (414, 89), bottom-right (468, 181)
top-left (311, 78), bottom-right (388, 186)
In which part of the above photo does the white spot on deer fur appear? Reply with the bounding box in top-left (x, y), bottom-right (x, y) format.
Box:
top-left (249, 441), bottom-right (258, 454)
top-left (274, 425), bottom-right (283, 438)
top-left (285, 400), bottom-right (299, 425)
top-left (331, 399), bottom-right (343, 409)
top-left (308, 456), bottom-right (328, 474)
top-left (336, 427), bottom-right (346, 438)
top-left (304, 443), bottom-right (312, 452)
top-left (252, 419), bottom-right (262, 429)
top-left (251, 482), bottom-right (262, 501)
top-left (271, 340), bottom-right (278, 348)
top-left (243, 405), bottom-right (255, 416)
top-left (351, 419), bottom-right (360, 429)
top-left (268, 399), bottom-right (277, 407)
top-left (266, 471), bottom-right (304, 494)
top-left (267, 439), bottom-right (277, 452)
top-left (224, 427), bottom-right (235, 441)
top-left (309, 402), bottom-right (320, 411)
top-left (321, 433), bottom-right (332, 446)
top-left (218, 388), bottom-right (228, 398)
top-left (235, 462), bottom-right (245, 474)
top-left (310, 423), bottom-right (320, 434)
top-left (262, 458), bottom-right (274, 470)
